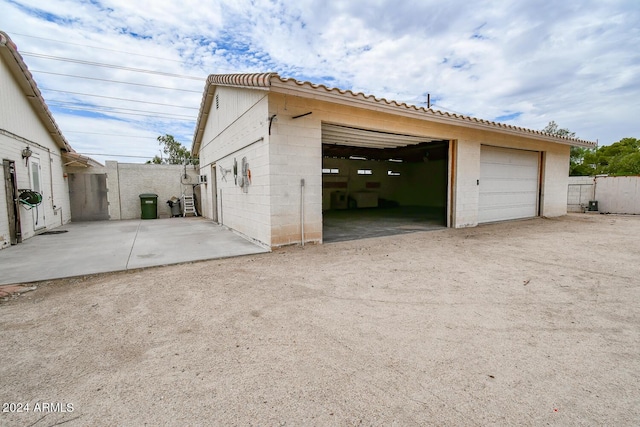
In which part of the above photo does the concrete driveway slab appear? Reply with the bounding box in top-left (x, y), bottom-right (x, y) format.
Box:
top-left (0, 218), bottom-right (267, 285)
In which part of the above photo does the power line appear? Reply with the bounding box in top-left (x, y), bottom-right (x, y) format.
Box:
top-left (9, 31), bottom-right (187, 64)
top-left (78, 153), bottom-right (197, 160)
top-left (8, 31), bottom-right (242, 75)
top-left (31, 70), bottom-right (203, 93)
top-left (22, 52), bottom-right (205, 81)
top-left (65, 131), bottom-right (157, 139)
top-left (76, 152), bottom-right (156, 159)
top-left (47, 100), bottom-right (195, 119)
top-left (49, 103), bottom-right (195, 120)
top-left (42, 88), bottom-right (199, 110)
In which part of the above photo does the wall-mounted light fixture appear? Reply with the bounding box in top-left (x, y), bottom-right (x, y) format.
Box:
top-left (22, 146), bottom-right (32, 166)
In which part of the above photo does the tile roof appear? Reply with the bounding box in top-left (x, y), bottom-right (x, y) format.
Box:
top-left (192, 72), bottom-right (597, 154)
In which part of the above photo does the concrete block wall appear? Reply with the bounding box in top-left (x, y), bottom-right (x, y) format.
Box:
top-left (269, 92), bottom-right (575, 238)
top-left (268, 123), bottom-right (323, 246)
top-left (451, 136), bottom-right (570, 226)
top-left (539, 146), bottom-right (570, 217)
top-left (196, 87), bottom-right (581, 247)
top-left (198, 86), bottom-right (272, 246)
top-left (452, 140), bottom-right (481, 227)
top-left (105, 162), bottom-right (199, 220)
top-left (214, 139), bottom-right (271, 245)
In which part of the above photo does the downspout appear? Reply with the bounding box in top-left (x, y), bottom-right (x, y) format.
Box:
top-left (300, 179), bottom-right (305, 246)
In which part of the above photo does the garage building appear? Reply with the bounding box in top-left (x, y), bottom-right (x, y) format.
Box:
top-left (191, 73), bottom-right (596, 248)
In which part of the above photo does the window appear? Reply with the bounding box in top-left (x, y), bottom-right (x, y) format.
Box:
top-left (357, 169), bottom-right (373, 175)
top-left (215, 94), bottom-right (219, 109)
top-left (322, 168), bottom-right (339, 174)
top-left (388, 171), bottom-right (401, 176)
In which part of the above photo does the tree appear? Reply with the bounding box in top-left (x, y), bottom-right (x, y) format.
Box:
top-left (542, 122), bottom-right (639, 176)
top-left (583, 137), bottom-right (640, 176)
top-left (541, 121), bottom-right (593, 176)
top-left (147, 134), bottom-right (197, 165)
top-left (542, 120), bottom-right (576, 139)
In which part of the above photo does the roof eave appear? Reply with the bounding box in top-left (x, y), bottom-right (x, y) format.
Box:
top-left (191, 73), bottom-right (277, 157)
top-left (190, 72), bottom-right (597, 152)
top-left (0, 32), bottom-right (78, 154)
top-left (269, 79), bottom-right (597, 148)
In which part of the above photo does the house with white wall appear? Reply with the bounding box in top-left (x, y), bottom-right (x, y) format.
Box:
top-left (192, 72), bottom-right (596, 248)
top-left (0, 31), bottom-right (95, 249)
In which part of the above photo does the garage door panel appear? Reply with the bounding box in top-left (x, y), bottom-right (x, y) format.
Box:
top-left (482, 166), bottom-right (538, 180)
top-left (481, 180), bottom-right (538, 193)
top-left (479, 146), bottom-right (539, 223)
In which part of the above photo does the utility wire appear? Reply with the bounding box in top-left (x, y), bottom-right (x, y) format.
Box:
top-left (41, 88), bottom-right (199, 110)
top-left (76, 152), bottom-right (157, 159)
top-left (49, 103), bottom-right (195, 120)
top-left (9, 31), bottom-right (241, 74)
top-left (9, 32), bottom-right (187, 64)
top-left (31, 70), bottom-right (203, 93)
top-left (65, 131), bottom-right (157, 139)
top-left (21, 52), bottom-right (205, 81)
top-left (47, 100), bottom-right (195, 119)
top-left (78, 153), bottom-right (198, 160)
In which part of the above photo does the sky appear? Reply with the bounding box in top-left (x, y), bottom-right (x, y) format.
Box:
top-left (1, 0), bottom-right (638, 164)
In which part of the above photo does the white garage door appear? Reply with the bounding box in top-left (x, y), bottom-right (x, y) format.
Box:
top-left (479, 146), bottom-right (539, 223)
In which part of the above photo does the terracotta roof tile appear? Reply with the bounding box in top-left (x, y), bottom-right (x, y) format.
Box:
top-left (192, 72), bottom-right (597, 154)
top-left (207, 72), bottom-right (275, 88)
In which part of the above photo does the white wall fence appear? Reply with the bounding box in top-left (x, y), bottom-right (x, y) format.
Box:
top-left (568, 176), bottom-right (640, 214)
top-left (67, 161), bottom-right (200, 220)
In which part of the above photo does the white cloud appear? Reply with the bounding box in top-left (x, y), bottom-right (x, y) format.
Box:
top-left (1, 0), bottom-right (638, 162)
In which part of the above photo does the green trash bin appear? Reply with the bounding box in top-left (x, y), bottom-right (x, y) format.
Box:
top-left (139, 193), bottom-right (158, 219)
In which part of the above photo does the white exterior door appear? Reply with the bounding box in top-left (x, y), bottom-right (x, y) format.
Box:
top-left (30, 156), bottom-right (46, 230)
top-left (479, 146), bottom-right (539, 223)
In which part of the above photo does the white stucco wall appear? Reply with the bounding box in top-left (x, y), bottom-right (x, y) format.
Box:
top-left (0, 57), bottom-right (71, 249)
top-left (595, 176), bottom-right (640, 214)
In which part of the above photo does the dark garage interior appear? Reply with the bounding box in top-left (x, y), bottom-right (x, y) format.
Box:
top-left (321, 124), bottom-right (449, 243)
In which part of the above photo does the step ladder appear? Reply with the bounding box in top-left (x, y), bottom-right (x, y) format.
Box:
top-left (182, 194), bottom-right (197, 217)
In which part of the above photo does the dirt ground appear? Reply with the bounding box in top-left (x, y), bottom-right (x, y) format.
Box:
top-left (1, 213), bottom-right (639, 426)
